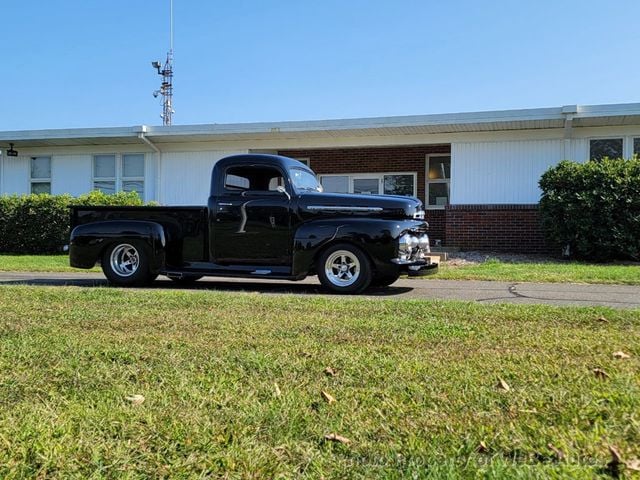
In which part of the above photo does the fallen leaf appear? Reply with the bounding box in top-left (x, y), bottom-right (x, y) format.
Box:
top-left (321, 390), bottom-right (336, 404)
top-left (274, 383), bottom-right (281, 397)
top-left (593, 368), bottom-right (610, 380)
top-left (607, 445), bottom-right (624, 477)
top-left (548, 443), bottom-right (565, 461)
top-left (324, 367), bottom-right (337, 377)
top-left (517, 408), bottom-right (538, 414)
top-left (626, 459), bottom-right (640, 472)
top-left (609, 446), bottom-right (623, 464)
top-left (597, 316), bottom-right (608, 323)
top-left (125, 394), bottom-right (145, 405)
top-left (613, 351), bottom-right (631, 359)
top-left (324, 433), bottom-right (351, 444)
top-left (476, 441), bottom-right (488, 454)
top-left (496, 377), bottom-right (510, 392)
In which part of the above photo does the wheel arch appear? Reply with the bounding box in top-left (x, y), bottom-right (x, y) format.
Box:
top-left (69, 220), bottom-right (166, 272)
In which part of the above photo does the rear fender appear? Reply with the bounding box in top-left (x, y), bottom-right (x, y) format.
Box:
top-left (69, 220), bottom-right (166, 271)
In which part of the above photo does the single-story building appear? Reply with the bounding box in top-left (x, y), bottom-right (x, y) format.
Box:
top-left (1, 102), bottom-right (639, 252)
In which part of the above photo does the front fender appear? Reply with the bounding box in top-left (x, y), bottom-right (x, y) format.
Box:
top-left (292, 218), bottom-right (428, 277)
top-left (69, 220), bottom-right (166, 271)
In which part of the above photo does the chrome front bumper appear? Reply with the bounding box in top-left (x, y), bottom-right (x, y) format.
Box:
top-left (401, 259), bottom-right (439, 276)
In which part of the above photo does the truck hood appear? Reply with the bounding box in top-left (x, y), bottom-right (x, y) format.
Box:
top-left (297, 192), bottom-right (425, 220)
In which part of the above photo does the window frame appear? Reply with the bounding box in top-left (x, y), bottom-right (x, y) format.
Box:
top-left (30, 156), bottom-right (52, 194)
top-left (425, 153), bottom-right (451, 210)
top-left (318, 172), bottom-right (417, 197)
top-left (92, 153), bottom-right (146, 199)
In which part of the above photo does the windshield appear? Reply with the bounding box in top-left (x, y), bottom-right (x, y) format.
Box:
top-left (289, 168), bottom-right (323, 193)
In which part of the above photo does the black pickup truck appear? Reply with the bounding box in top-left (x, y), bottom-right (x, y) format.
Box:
top-left (69, 154), bottom-right (437, 293)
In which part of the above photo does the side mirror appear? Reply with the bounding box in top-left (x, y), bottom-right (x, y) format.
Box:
top-left (276, 186), bottom-right (291, 200)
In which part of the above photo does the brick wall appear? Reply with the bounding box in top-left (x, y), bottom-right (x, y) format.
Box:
top-left (278, 145), bottom-right (450, 204)
top-left (425, 209), bottom-right (446, 245)
top-left (444, 204), bottom-right (550, 253)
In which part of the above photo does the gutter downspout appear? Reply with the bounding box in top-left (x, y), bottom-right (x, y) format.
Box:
top-left (137, 126), bottom-right (162, 204)
top-left (561, 105), bottom-right (578, 160)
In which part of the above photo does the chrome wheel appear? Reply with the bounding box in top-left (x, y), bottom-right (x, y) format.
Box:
top-left (324, 250), bottom-right (360, 287)
top-left (109, 244), bottom-right (140, 277)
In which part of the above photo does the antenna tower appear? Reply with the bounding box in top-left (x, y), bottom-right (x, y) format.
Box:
top-left (151, 0), bottom-right (174, 125)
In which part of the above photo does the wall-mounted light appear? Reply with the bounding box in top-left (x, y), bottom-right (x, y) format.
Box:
top-left (6, 143), bottom-right (18, 157)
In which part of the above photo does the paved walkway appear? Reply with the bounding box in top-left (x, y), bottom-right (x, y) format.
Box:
top-left (0, 271), bottom-right (639, 309)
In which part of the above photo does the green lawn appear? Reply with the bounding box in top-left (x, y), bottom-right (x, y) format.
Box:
top-left (0, 286), bottom-right (638, 478)
top-left (436, 258), bottom-right (640, 285)
top-left (0, 254), bottom-right (90, 272)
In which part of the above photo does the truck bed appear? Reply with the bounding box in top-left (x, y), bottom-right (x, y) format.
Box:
top-left (71, 206), bottom-right (209, 266)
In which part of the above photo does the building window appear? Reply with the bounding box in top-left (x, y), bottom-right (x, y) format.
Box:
top-left (319, 173), bottom-right (416, 197)
top-left (30, 156), bottom-right (51, 194)
top-left (93, 154), bottom-right (145, 198)
top-left (122, 154), bottom-right (145, 198)
top-left (426, 154), bottom-right (450, 208)
top-left (633, 138), bottom-right (640, 157)
top-left (590, 138), bottom-right (623, 161)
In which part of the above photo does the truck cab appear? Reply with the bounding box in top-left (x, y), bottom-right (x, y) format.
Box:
top-left (69, 154), bottom-right (437, 293)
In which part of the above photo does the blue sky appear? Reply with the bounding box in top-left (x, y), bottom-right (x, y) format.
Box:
top-left (2, 0), bottom-right (639, 130)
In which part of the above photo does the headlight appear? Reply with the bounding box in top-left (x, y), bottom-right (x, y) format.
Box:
top-left (419, 234), bottom-right (430, 251)
top-left (413, 209), bottom-right (425, 220)
top-left (399, 233), bottom-right (419, 254)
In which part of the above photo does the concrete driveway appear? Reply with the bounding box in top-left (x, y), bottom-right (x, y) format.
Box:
top-left (0, 271), bottom-right (639, 309)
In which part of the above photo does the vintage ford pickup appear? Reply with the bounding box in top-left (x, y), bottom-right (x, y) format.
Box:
top-left (69, 154), bottom-right (437, 293)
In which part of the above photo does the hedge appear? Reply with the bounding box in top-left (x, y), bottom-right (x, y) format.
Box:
top-left (539, 158), bottom-right (640, 261)
top-left (0, 191), bottom-right (146, 254)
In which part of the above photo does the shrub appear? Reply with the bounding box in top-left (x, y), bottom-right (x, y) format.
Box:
top-left (539, 158), bottom-right (640, 261)
top-left (0, 191), bottom-right (146, 254)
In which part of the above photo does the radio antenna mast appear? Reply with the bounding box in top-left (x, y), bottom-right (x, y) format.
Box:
top-left (151, 0), bottom-right (174, 126)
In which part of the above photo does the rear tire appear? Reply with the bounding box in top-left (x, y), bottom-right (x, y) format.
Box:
top-left (102, 241), bottom-right (155, 287)
top-left (316, 243), bottom-right (372, 294)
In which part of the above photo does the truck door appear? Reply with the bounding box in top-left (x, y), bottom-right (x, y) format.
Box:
top-left (212, 164), bottom-right (292, 266)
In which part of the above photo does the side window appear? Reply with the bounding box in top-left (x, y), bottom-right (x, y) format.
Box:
top-left (225, 173), bottom-right (250, 190)
top-left (224, 166), bottom-right (284, 192)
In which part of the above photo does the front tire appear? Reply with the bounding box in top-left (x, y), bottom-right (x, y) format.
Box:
top-left (317, 243), bottom-right (372, 294)
top-left (102, 241), bottom-right (155, 287)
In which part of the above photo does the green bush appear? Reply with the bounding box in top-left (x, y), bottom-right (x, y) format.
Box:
top-left (0, 191), bottom-right (146, 254)
top-left (539, 158), bottom-right (640, 261)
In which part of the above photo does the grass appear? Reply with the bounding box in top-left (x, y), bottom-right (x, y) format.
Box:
top-left (0, 254), bottom-right (99, 273)
top-left (0, 286), bottom-right (639, 478)
top-left (435, 258), bottom-right (640, 285)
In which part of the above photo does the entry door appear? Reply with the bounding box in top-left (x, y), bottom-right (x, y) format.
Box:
top-left (212, 166), bottom-right (292, 266)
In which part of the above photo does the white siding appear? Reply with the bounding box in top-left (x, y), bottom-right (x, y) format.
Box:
top-left (1, 155), bottom-right (30, 195)
top-left (160, 150), bottom-right (247, 205)
top-left (451, 140), bottom-right (564, 204)
top-left (51, 154), bottom-right (91, 196)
